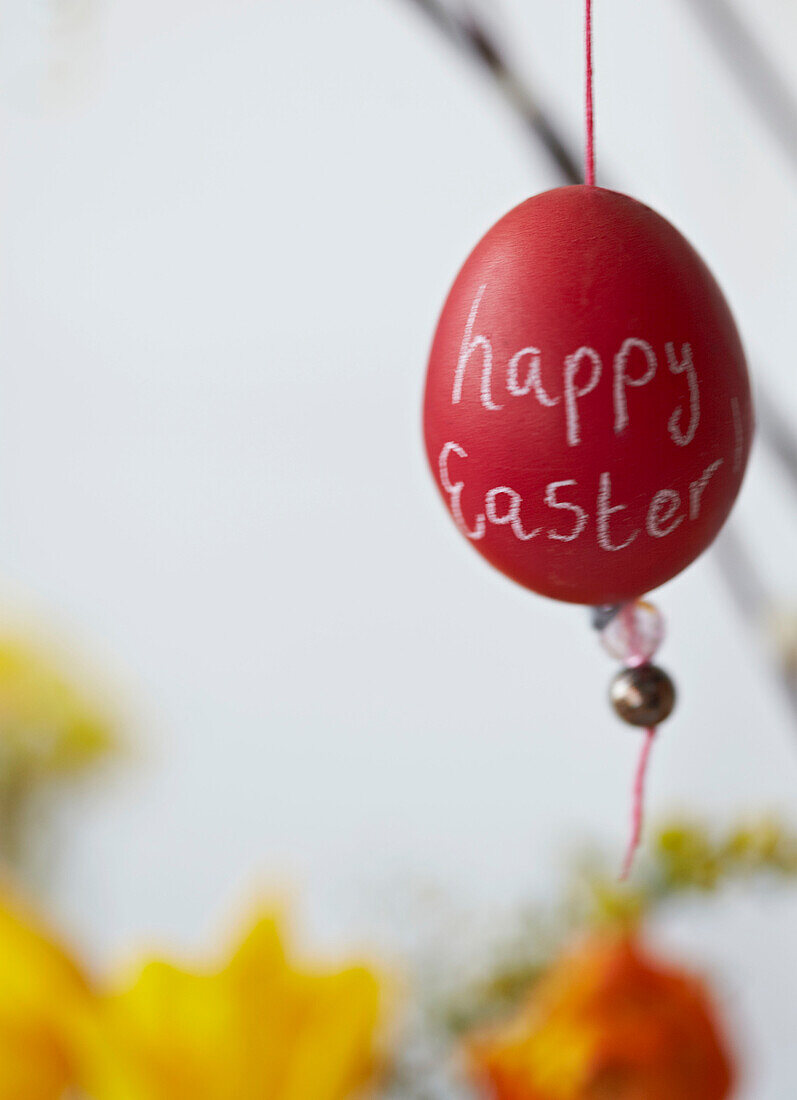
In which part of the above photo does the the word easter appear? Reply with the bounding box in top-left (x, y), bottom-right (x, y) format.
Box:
top-left (452, 285), bottom-right (700, 448)
top-left (439, 442), bottom-right (724, 552)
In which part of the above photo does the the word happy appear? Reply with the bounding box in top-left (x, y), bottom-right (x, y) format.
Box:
top-left (452, 284), bottom-right (700, 447)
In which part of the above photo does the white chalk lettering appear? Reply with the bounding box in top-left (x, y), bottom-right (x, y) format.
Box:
top-left (689, 459), bottom-right (723, 519)
top-left (647, 489), bottom-right (684, 538)
top-left (563, 347), bottom-right (602, 447)
top-left (437, 446), bottom-right (726, 553)
top-left (596, 472), bottom-right (640, 551)
top-left (545, 480), bottom-right (588, 542)
top-left (447, 306), bottom-right (713, 450)
top-left (451, 285), bottom-right (502, 410)
top-left (438, 442), bottom-right (485, 540)
top-left (666, 342), bottom-right (700, 446)
top-left (614, 338), bottom-right (657, 434)
top-left (731, 396), bottom-right (744, 473)
top-left (507, 347), bottom-right (560, 407)
top-left (485, 487), bottom-right (540, 540)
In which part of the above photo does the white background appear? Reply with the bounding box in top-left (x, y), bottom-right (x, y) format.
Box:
top-left (1, 0), bottom-right (796, 1094)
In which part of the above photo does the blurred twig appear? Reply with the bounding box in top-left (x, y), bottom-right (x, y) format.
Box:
top-left (757, 382), bottom-right (797, 500)
top-left (712, 528), bottom-right (767, 625)
top-left (677, 0), bottom-right (797, 494)
top-left (681, 0), bottom-right (797, 172)
top-left (404, 0), bottom-right (582, 183)
top-left (678, 0), bottom-right (797, 703)
top-left (713, 530), bottom-right (797, 717)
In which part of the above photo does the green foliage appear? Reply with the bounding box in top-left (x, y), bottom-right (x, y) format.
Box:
top-left (432, 817), bottom-right (797, 1042)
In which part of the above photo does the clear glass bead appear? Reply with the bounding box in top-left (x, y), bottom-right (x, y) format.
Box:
top-left (600, 600), bottom-right (665, 666)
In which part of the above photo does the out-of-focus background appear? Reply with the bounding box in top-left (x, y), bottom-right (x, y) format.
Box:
top-left (0, 1), bottom-right (796, 1097)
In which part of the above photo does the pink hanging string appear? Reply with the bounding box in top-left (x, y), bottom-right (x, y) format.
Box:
top-left (620, 726), bottom-right (656, 880)
top-left (585, 0), bottom-right (596, 185)
top-left (584, 6), bottom-right (656, 875)
top-left (617, 601), bottom-right (658, 880)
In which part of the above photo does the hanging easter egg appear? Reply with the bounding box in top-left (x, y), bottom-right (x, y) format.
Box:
top-left (423, 185), bottom-right (753, 605)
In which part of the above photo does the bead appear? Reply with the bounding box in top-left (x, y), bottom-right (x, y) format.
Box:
top-left (610, 664), bottom-right (676, 727)
top-left (600, 600), bottom-right (665, 666)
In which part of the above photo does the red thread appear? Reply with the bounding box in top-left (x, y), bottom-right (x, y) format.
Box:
top-left (620, 726), bottom-right (655, 880)
top-left (585, 0), bottom-right (596, 185)
top-left (618, 601), bottom-right (656, 880)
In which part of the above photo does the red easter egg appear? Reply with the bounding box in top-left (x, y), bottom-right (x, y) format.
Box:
top-left (423, 186), bottom-right (753, 605)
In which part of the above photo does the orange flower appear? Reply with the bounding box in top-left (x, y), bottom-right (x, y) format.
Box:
top-left (468, 935), bottom-right (734, 1100)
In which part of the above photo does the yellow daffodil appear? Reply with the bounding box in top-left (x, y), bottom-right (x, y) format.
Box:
top-left (0, 885), bottom-right (382, 1100)
top-left (0, 637), bottom-right (114, 776)
top-left (80, 911), bottom-right (382, 1100)
top-left (0, 635), bottom-right (116, 871)
top-left (0, 884), bottom-right (95, 1100)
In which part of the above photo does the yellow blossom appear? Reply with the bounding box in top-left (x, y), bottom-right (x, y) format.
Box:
top-left (78, 912), bottom-right (382, 1100)
top-left (0, 884), bottom-right (95, 1100)
top-left (0, 886), bottom-right (381, 1100)
top-left (0, 637), bottom-right (114, 776)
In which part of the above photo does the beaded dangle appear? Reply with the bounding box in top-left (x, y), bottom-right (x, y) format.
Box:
top-left (595, 601), bottom-right (675, 877)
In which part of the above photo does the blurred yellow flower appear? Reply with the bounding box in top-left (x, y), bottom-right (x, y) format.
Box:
top-left (0, 637), bottom-right (114, 776)
top-left (81, 913), bottom-right (382, 1100)
top-left (0, 635), bottom-right (117, 871)
top-left (468, 934), bottom-right (734, 1100)
top-left (0, 884), bottom-right (94, 1100)
top-left (0, 885), bottom-right (382, 1100)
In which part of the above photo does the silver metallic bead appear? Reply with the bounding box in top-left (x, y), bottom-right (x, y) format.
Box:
top-left (610, 664), bottom-right (676, 727)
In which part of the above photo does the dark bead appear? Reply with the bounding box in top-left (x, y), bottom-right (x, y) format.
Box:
top-left (610, 664), bottom-right (676, 727)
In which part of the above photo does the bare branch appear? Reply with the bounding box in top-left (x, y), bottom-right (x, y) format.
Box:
top-left (402, 0), bottom-right (582, 183)
top-left (681, 0), bottom-right (797, 172)
top-left (756, 388), bottom-right (797, 499)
